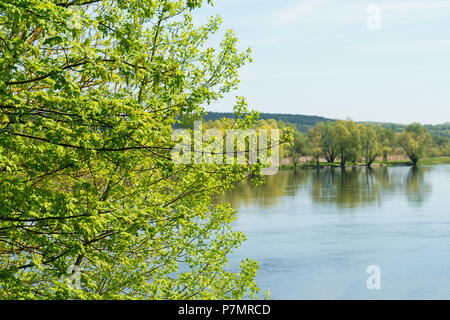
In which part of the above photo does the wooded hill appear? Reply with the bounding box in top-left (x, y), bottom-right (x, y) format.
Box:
top-left (203, 112), bottom-right (450, 139)
top-left (203, 112), bottom-right (332, 133)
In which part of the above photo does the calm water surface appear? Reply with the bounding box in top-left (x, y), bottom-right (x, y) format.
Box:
top-left (222, 165), bottom-right (450, 299)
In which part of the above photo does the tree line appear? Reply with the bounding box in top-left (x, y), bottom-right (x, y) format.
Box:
top-left (288, 120), bottom-right (447, 168)
top-left (202, 118), bottom-right (449, 169)
top-left (203, 112), bottom-right (450, 140)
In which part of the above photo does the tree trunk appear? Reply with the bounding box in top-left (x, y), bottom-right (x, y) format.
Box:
top-left (410, 155), bottom-right (419, 166)
top-left (340, 156), bottom-right (346, 168)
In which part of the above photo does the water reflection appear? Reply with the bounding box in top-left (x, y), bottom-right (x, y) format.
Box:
top-left (406, 167), bottom-right (432, 205)
top-left (217, 171), bottom-right (305, 208)
top-left (227, 165), bottom-right (448, 299)
top-left (219, 166), bottom-right (432, 209)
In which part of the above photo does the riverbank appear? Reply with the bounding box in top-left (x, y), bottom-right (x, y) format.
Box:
top-left (279, 156), bottom-right (450, 171)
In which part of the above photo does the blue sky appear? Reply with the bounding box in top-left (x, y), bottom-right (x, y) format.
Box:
top-left (195, 0), bottom-right (450, 125)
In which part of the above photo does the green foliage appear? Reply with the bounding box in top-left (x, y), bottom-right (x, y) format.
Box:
top-left (428, 134), bottom-right (450, 157)
top-left (426, 123), bottom-right (450, 139)
top-left (206, 113), bottom-right (450, 142)
top-left (399, 123), bottom-right (433, 165)
top-left (287, 131), bottom-right (308, 168)
top-left (333, 120), bottom-right (360, 166)
top-left (360, 125), bottom-right (393, 166)
top-left (201, 115), bottom-right (445, 169)
top-left (0, 0), bottom-right (266, 299)
top-left (310, 121), bottom-right (338, 163)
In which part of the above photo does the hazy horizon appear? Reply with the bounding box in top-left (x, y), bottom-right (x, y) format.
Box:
top-left (205, 110), bottom-right (449, 127)
top-left (197, 0), bottom-right (450, 125)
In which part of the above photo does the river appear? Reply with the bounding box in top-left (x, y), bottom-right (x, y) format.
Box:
top-left (222, 165), bottom-right (450, 299)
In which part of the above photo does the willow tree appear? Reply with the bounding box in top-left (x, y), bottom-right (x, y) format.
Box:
top-left (313, 121), bottom-right (337, 163)
top-left (0, 0), bottom-right (269, 299)
top-left (379, 127), bottom-right (395, 161)
top-left (288, 131), bottom-right (308, 171)
top-left (399, 123), bottom-right (432, 166)
top-left (308, 125), bottom-right (323, 168)
top-left (360, 125), bottom-right (392, 167)
top-left (334, 120), bottom-right (360, 167)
